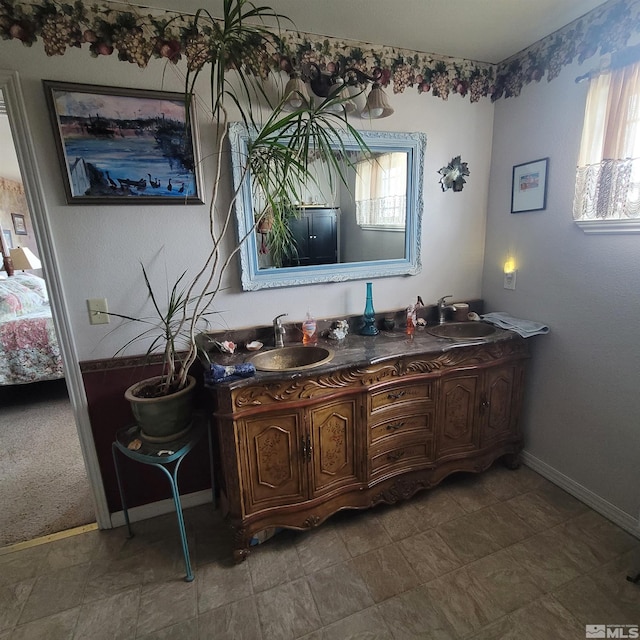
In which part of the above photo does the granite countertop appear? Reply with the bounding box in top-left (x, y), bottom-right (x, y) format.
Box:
top-left (200, 321), bottom-right (517, 390)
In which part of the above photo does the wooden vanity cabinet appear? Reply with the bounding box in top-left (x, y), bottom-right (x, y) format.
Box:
top-left (211, 338), bottom-right (528, 561)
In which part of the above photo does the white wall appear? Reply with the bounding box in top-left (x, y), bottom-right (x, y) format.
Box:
top-left (0, 38), bottom-right (494, 363)
top-left (483, 60), bottom-right (640, 525)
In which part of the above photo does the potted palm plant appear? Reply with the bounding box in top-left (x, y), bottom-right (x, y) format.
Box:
top-left (116, 0), bottom-right (368, 441)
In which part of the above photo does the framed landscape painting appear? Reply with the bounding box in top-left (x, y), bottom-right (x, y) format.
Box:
top-left (43, 81), bottom-right (204, 205)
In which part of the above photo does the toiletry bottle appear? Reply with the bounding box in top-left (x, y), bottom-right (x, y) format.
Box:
top-left (406, 305), bottom-right (415, 335)
top-left (302, 311), bottom-right (317, 345)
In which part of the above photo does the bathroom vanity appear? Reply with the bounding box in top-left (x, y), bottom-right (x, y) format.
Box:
top-left (207, 327), bottom-right (528, 561)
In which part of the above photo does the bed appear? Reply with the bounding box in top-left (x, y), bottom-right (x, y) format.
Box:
top-left (0, 273), bottom-right (64, 385)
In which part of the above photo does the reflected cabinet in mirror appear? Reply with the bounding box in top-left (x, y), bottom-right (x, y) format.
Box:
top-left (229, 124), bottom-right (425, 291)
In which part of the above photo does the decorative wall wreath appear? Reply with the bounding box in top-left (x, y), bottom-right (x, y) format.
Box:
top-left (438, 156), bottom-right (470, 192)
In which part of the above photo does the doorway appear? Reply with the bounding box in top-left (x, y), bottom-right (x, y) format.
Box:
top-left (0, 70), bottom-right (109, 545)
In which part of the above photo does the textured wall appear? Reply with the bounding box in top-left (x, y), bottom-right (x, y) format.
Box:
top-left (483, 58), bottom-right (640, 523)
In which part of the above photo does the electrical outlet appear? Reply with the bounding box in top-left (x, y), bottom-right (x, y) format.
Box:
top-left (87, 298), bottom-right (110, 325)
top-left (504, 270), bottom-right (517, 290)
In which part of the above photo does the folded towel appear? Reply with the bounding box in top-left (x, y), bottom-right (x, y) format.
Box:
top-left (204, 362), bottom-right (256, 385)
top-left (481, 312), bottom-right (549, 338)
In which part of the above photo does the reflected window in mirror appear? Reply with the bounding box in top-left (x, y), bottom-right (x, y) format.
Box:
top-left (355, 152), bottom-right (407, 230)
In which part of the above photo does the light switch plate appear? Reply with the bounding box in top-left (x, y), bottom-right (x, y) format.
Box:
top-left (87, 298), bottom-right (110, 325)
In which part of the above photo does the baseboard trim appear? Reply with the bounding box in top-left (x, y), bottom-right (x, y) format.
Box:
top-left (109, 489), bottom-right (213, 529)
top-left (521, 450), bottom-right (640, 539)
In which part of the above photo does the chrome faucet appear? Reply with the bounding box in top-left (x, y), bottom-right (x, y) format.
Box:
top-left (273, 313), bottom-right (288, 348)
top-left (436, 295), bottom-right (456, 324)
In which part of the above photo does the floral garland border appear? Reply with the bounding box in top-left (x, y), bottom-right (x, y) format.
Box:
top-left (493, 0), bottom-right (640, 99)
top-left (0, 0), bottom-right (638, 103)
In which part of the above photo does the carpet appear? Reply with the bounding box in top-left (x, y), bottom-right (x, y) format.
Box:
top-left (0, 379), bottom-right (96, 547)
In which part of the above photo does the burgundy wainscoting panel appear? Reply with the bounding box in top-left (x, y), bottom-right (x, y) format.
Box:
top-left (81, 360), bottom-right (211, 513)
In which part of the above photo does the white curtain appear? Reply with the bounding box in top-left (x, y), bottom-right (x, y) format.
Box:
top-left (574, 62), bottom-right (640, 220)
top-left (355, 152), bottom-right (407, 228)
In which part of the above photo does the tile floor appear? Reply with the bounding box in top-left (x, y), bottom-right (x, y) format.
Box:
top-left (1, 464), bottom-right (639, 639)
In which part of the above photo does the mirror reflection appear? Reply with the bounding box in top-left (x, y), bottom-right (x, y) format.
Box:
top-left (268, 150), bottom-right (408, 269)
top-left (230, 125), bottom-right (425, 290)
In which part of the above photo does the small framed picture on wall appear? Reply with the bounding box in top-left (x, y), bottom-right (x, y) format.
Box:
top-left (511, 158), bottom-right (549, 213)
top-left (2, 229), bottom-right (12, 249)
top-left (11, 213), bottom-right (27, 235)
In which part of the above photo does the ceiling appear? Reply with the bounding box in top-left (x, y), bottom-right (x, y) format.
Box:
top-left (166, 0), bottom-right (610, 64)
top-left (0, 0), bottom-right (611, 183)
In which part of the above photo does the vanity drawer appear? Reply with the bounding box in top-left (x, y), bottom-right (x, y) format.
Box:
top-left (370, 439), bottom-right (434, 476)
top-left (369, 381), bottom-right (433, 417)
top-left (370, 412), bottom-right (432, 445)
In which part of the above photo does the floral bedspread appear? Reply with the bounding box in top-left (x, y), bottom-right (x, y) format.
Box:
top-left (0, 306), bottom-right (64, 385)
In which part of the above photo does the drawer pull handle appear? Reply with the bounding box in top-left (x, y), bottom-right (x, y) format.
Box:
top-left (386, 422), bottom-right (405, 431)
top-left (387, 450), bottom-right (405, 461)
top-left (387, 391), bottom-right (406, 400)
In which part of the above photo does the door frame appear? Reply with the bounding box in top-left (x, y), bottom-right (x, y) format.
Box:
top-left (1, 69), bottom-right (110, 530)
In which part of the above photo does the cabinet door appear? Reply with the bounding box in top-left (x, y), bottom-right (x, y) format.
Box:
top-left (308, 397), bottom-right (362, 497)
top-left (436, 374), bottom-right (480, 457)
top-left (480, 364), bottom-right (520, 447)
top-left (241, 412), bottom-right (307, 514)
top-left (285, 214), bottom-right (311, 267)
top-left (309, 209), bottom-right (337, 265)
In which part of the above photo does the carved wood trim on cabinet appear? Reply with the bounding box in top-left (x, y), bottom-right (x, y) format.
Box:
top-left (210, 338), bottom-right (529, 560)
top-left (230, 340), bottom-right (528, 411)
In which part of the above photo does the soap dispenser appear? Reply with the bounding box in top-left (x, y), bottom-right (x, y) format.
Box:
top-left (302, 310), bottom-right (317, 345)
top-left (406, 305), bottom-right (415, 335)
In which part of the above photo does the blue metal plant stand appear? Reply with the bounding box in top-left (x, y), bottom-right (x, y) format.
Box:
top-left (111, 420), bottom-right (207, 582)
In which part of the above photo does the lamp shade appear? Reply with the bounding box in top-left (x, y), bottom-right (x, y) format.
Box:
top-left (283, 75), bottom-right (311, 110)
top-left (362, 84), bottom-right (394, 119)
top-left (324, 78), bottom-right (356, 114)
top-left (10, 246), bottom-right (42, 271)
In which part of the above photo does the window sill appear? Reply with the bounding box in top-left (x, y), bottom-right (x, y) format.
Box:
top-left (358, 225), bottom-right (405, 232)
top-left (574, 219), bottom-right (640, 234)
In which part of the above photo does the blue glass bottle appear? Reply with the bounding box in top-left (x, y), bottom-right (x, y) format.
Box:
top-left (360, 282), bottom-right (379, 336)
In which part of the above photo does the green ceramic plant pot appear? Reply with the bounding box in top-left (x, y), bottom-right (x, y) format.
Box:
top-left (124, 375), bottom-right (196, 443)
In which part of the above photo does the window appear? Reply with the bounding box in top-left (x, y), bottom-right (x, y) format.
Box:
top-left (573, 58), bottom-right (640, 233)
top-left (355, 152), bottom-right (407, 230)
